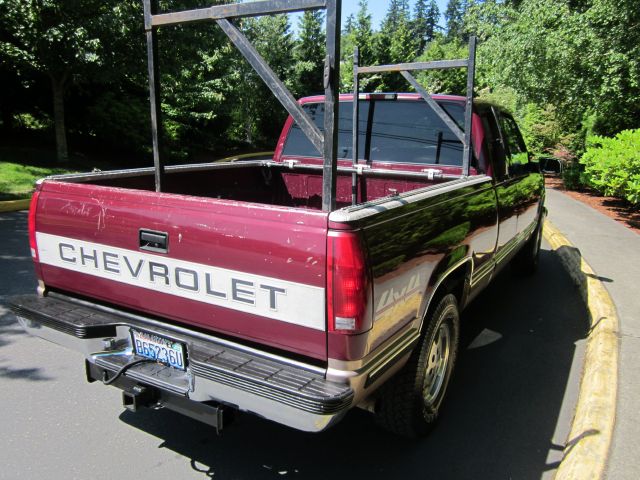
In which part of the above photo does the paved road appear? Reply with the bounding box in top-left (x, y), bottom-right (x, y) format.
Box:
top-left (0, 211), bottom-right (587, 480)
top-left (546, 189), bottom-right (640, 480)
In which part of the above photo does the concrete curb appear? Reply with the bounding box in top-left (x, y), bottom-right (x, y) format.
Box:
top-left (0, 199), bottom-right (30, 213)
top-left (543, 220), bottom-right (618, 480)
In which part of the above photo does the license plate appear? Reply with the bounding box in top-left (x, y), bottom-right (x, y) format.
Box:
top-left (131, 329), bottom-right (186, 370)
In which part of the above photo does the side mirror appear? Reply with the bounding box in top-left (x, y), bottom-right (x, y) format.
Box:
top-left (540, 157), bottom-right (563, 174)
top-left (528, 160), bottom-right (541, 173)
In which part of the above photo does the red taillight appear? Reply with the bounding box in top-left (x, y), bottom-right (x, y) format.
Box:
top-left (28, 188), bottom-right (41, 260)
top-left (327, 231), bottom-right (371, 334)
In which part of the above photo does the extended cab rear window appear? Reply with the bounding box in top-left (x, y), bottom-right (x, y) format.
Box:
top-left (282, 99), bottom-right (465, 166)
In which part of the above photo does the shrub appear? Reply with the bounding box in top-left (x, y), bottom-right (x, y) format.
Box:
top-left (562, 161), bottom-right (583, 190)
top-left (520, 103), bottom-right (564, 158)
top-left (580, 129), bottom-right (640, 206)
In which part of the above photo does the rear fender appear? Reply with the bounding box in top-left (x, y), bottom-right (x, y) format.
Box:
top-left (418, 256), bottom-right (471, 334)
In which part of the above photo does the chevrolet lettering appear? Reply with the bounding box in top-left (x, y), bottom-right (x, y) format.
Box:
top-left (35, 232), bottom-right (321, 330)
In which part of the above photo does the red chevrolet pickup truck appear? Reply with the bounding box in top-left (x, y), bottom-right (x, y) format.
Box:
top-left (11, 93), bottom-right (544, 437)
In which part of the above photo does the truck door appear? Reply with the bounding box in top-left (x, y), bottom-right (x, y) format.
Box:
top-left (483, 109), bottom-right (519, 263)
top-left (497, 113), bottom-right (541, 236)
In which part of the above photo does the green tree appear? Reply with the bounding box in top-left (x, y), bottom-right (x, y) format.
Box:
top-left (343, 13), bottom-right (356, 35)
top-left (519, 103), bottom-right (566, 157)
top-left (382, 0), bottom-right (407, 32)
top-left (581, 0), bottom-right (640, 136)
top-left (354, 0), bottom-right (375, 66)
top-left (445, 0), bottom-right (465, 40)
top-left (0, 0), bottom-right (126, 161)
top-left (294, 10), bottom-right (325, 95)
top-left (415, 38), bottom-right (468, 94)
top-left (376, 0), bottom-right (418, 90)
top-left (469, 0), bottom-right (640, 161)
top-left (158, 20), bottom-right (235, 157)
top-left (412, 0), bottom-right (441, 54)
top-left (340, 0), bottom-right (379, 92)
top-left (376, 0), bottom-right (409, 64)
top-left (232, 14), bottom-right (295, 144)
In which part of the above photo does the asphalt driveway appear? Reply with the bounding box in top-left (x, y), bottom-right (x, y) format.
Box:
top-left (0, 211), bottom-right (586, 480)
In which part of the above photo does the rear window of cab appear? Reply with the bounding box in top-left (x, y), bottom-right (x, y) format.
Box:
top-left (282, 99), bottom-right (466, 166)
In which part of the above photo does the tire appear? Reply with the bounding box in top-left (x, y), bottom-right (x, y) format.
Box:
top-left (375, 294), bottom-right (460, 438)
top-left (512, 216), bottom-right (543, 276)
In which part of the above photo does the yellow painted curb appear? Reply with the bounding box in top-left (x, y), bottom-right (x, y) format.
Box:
top-left (543, 220), bottom-right (618, 480)
top-left (0, 198), bottom-right (30, 213)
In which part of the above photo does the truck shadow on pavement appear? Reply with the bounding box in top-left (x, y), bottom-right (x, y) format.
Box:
top-left (0, 212), bottom-right (49, 380)
top-left (119, 247), bottom-right (589, 480)
top-left (0, 212), bottom-right (36, 302)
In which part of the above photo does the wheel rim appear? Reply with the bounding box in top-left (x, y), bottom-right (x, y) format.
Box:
top-left (423, 320), bottom-right (451, 406)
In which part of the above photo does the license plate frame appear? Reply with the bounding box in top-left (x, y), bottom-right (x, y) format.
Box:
top-left (131, 329), bottom-right (187, 371)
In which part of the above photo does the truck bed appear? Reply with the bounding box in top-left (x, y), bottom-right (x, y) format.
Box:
top-left (32, 160), bottom-right (460, 361)
top-left (57, 160), bottom-right (458, 209)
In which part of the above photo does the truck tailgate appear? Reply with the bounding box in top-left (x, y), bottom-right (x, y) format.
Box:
top-left (33, 181), bottom-right (329, 360)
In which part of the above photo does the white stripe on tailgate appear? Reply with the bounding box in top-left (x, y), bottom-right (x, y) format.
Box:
top-left (36, 232), bottom-right (326, 331)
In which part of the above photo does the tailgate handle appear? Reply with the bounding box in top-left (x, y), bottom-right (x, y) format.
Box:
top-left (139, 230), bottom-right (168, 253)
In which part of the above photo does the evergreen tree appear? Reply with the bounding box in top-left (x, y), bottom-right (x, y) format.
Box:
top-left (377, 0), bottom-right (414, 64)
top-left (413, 0), bottom-right (441, 54)
top-left (376, 0), bottom-right (418, 91)
top-left (343, 13), bottom-right (356, 35)
top-left (381, 0), bottom-right (411, 33)
top-left (354, 0), bottom-right (375, 66)
top-left (255, 14), bottom-right (295, 140)
top-left (413, 0), bottom-right (429, 52)
top-left (233, 14), bottom-right (295, 144)
top-left (426, 0), bottom-right (442, 43)
top-left (294, 10), bottom-right (325, 95)
top-left (445, 0), bottom-right (466, 40)
top-left (340, 0), bottom-right (378, 91)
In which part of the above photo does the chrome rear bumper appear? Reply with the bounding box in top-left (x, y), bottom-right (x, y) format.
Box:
top-left (10, 293), bottom-right (353, 432)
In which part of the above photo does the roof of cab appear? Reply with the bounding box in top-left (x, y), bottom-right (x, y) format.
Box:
top-left (298, 93), bottom-right (467, 104)
top-left (295, 93), bottom-right (514, 118)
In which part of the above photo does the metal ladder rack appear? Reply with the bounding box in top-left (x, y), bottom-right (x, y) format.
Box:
top-left (350, 36), bottom-right (477, 205)
top-left (142, 0), bottom-right (342, 212)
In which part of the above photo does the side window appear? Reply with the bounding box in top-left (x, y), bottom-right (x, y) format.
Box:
top-left (499, 114), bottom-right (529, 169)
top-left (482, 110), bottom-right (508, 179)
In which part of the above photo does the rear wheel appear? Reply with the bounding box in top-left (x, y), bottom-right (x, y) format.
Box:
top-left (375, 294), bottom-right (460, 438)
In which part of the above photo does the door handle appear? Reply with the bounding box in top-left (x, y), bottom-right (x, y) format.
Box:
top-left (139, 230), bottom-right (168, 253)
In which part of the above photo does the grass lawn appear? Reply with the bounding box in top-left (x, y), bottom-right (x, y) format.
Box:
top-left (0, 147), bottom-right (76, 200)
top-left (0, 143), bottom-right (274, 201)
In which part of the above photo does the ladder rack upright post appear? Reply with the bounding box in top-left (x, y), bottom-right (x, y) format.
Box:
top-left (321, 0), bottom-right (341, 212)
top-left (351, 46), bottom-right (360, 206)
top-left (143, 0), bottom-right (164, 192)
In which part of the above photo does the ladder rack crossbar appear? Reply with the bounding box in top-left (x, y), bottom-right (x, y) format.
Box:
top-left (351, 36), bottom-right (477, 187)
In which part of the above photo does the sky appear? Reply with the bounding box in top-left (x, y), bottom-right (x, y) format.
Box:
top-left (340, 0), bottom-right (449, 30)
top-left (289, 1), bottom-right (450, 33)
